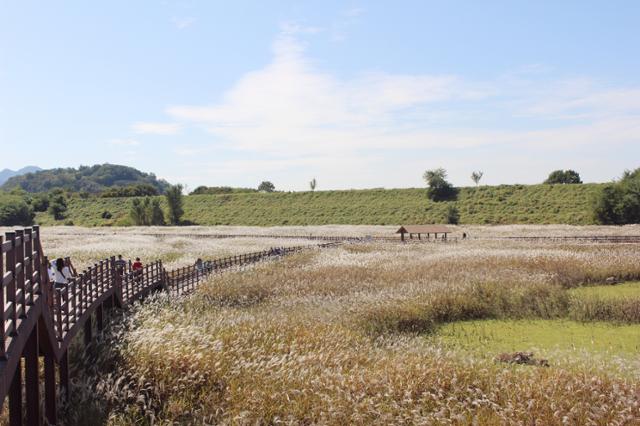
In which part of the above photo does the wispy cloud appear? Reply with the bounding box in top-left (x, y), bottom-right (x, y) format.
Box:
top-left (343, 7), bottom-right (365, 18)
top-left (171, 17), bottom-right (196, 30)
top-left (132, 122), bottom-right (181, 135)
top-left (280, 21), bottom-right (323, 36)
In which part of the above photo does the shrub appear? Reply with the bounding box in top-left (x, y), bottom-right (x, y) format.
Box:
top-left (0, 196), bottom-right (34, 225)
top-left (48, 193), bottom-right (68, 220)
top-left (445, 204), bottom-right (460, 224)
top-left (30, 193), bottom-right (50, 212)
top-left (544, 170), bottom-right (582, 184)
top-left (101, 184), bottom-right (160, 198)
top-left (258, 181), bottom-right (275, 193)
top-left (101, 210), bottom-right (113, 219)
top-left (593, 168), bottom-right (640, 224)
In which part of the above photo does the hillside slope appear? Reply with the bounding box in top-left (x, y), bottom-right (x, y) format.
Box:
top-left (2, 164), bottom-right (169, 194)
top-left (34, 183), bottom-right (604, 226)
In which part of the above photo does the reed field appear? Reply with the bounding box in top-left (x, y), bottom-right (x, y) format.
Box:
top-left (28, 226), bottom-right (640, 425)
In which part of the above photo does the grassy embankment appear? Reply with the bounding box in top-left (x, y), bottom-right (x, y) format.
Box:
top-left (35, 183), bottom-right (604, 227)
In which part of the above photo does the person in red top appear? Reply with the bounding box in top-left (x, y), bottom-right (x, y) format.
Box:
top-left (132, 257), bottom-right (143, 284)
top-left (132, 257), bottom-right (143, 271)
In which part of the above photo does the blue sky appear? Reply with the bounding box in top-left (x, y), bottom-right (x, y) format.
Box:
top-left (1, 1), bottom-right (639, 190)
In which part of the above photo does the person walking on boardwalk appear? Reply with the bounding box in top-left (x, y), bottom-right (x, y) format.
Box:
top-left (195, 258), bottom-right (204, 274)
top-left (132, 257), bottom-right (143, 272)
top-left (53, 257), bottom-right (71, 289)
top-left (131, 257), bottom-right (143, 285)
top-left (115, 254), bottom-right (127, 274)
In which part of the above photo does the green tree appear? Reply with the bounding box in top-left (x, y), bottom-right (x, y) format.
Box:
top-left (258, 181), bottom-right (275, 192)
top-left (48, 193), bottom-right (68, 220)
top-left (423, 168), bottom-right (458, 201)
top-left (150, 199), bottom-right (165, 225)
top-left (165, 184), bottom-right (184, 225)
top-left (129, 198), bottom-right (149, 225)
top-left (544, 170), bottom-right (582, 184)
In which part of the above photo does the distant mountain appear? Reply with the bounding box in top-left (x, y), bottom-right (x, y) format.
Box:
top-left (0, 166), bottom-right (42, 186)
top-left (1, 164), bottom-right (170, 193)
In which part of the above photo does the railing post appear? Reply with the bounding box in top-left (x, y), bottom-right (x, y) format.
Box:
top-left (0, 235), bottom-right (5, 359)
top-left (6, 232), bottom-right (18, 336)
top-left (96, 303), bottom-right (104, 332)
top-left (24, 228), bottom-right (34, 306)
top-left (84, 313), bottom-right (92, 347)
top-left (15, 230), bottom-right (26, 319)
top-left (9, 357), bottom-right (22, 426)
top-left (44, 350), bottom-right (57, 425)
top-left (55, 290), bottom-right (63, 341)
top-left (24, 324), bottom-right (40, 426)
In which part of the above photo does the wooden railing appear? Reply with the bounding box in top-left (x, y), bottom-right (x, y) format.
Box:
top-left (0, 227), bottom-right (340, 425)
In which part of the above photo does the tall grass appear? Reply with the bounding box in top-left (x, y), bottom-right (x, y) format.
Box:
top-left (61, 238), bottom-right (640, 424)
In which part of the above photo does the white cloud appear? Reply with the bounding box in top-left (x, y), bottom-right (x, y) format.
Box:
top-left (144, 30), bottom-right (640, 189)
top-left (108, 138), bottom-right (140, 146)
top-left (132, 122), bottom-right (181, 135)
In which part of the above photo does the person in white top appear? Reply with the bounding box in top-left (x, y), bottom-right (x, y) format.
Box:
top-left (53, 258), bottom-right (72, 289)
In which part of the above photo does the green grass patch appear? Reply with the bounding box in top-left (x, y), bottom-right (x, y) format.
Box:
top-left (434, 319), bottom-right (640, 356)
top-left (569, 281), bottom-right (640, 300)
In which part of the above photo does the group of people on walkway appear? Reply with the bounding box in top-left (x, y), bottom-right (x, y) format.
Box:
top-left (48, 254), bottom-right (145, 290)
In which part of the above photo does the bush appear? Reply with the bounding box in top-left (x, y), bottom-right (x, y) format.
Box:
top-left (258, 181), bottom-right (275, 192)
top-left (544, 170), bottom-right (582, 184)
top-left (31, 193), bottom-right (50, 212)
top-left (446, 205), bottom-right (460, 224)
top-left (190, 186), bottom-right (257, 195)
top-left (101, 184), bottom-right (160, 198)
top-left (101, 210), bottom-right (113, 219)
top-left (593, 168), bottom-right (640, 224)
top-left (48, 193), bottom-right (68, 220)
top-left (0, 196), bottom-right (34, 225)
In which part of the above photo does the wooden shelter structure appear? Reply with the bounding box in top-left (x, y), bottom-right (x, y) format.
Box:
top-left (396, 225), bottom-right (452, 241)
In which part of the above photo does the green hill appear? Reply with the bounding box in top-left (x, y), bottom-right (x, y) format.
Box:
top-left (2, 164), bottom-right (170, 194)
top-left (34, 183), bottom-right (604, 226)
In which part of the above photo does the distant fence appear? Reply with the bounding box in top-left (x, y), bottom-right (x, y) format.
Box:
top-left (481, 235), bottom-right (640, 243)
top-left (44, 229), bottom-right (640, 245)
top-left (0, 227), bottom-right (341, 425)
